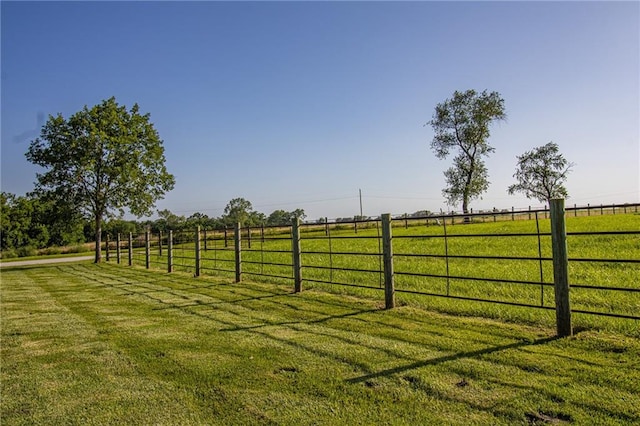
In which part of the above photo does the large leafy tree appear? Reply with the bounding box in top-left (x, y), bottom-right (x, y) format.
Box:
top-left (428, 89), bottom-right (506, 214)
top-left (26, 97), bottom-right (175, 262)
top-left (222, 198), bottom-right (255, 226)
top-left (508, 142), bottom-right (574, 203)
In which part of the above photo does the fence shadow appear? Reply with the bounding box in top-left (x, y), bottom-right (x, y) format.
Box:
top-left (346, 335), bottom-right (561, 384)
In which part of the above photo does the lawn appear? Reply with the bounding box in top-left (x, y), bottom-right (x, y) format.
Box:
top-left (2, 263), bottom-right (639, 425)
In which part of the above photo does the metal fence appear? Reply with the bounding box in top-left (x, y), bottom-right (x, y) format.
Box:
top-left (106, 201), bottom-right (639, 336)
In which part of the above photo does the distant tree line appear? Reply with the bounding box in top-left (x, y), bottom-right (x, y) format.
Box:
top-left (0, 193), bottom-right (306, 256)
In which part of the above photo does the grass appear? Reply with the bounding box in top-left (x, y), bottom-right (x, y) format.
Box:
top-left (124, 213), bottom-right (639, 336)
top-left (2, 262), bottom-right (639, 425)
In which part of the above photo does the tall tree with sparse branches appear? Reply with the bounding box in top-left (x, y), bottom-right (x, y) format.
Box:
top-left (26, 97), bottom-right (175, 263)
top-left (429, 89), bottom-right (506, 214)
top-left (508, 142), bottom-right (574, 203)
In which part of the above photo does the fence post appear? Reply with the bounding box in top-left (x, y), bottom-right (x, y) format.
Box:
top-left (105, 234), bottom-right (110, 262)
top-left (381, 213), bottom-right (395, 309)
top-left (145, 231), bottom-right (150, 269)
top-left (195, 226), bottom-right (201, 277)
top-left (128, 232), bottom-right (133, 266)
top-left (224, 228), bottom-right (228, 248)
top-left (292, 218), bottom-right (302, 293)
top-left (247, 227), bottom-right (252, 249)
top-left (234, 222), bottom-right (242, 283)
top-left (550, 199), bottom-right (572, 337)
top-left (512, 206), bottom-right (515, 221)
top-left (116, 233), bottom-right (121, 264)
top-left (168, 230), bottom-right (173, 273)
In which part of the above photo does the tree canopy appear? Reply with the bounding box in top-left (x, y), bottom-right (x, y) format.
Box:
top-left (266, 209), bottom-right (307, 226)
top-left (26, 97), bottom-right (175, 262)
top-left (508, 142), bottom-right (574, 203)
top-left (429, 89), bottom-right (506, 214)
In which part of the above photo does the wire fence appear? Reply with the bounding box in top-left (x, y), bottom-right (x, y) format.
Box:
top-left (106, 201), bottom-right (639, 334)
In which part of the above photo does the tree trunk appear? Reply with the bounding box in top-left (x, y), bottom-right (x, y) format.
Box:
top-left (94, 215), bottom-right (102, 263)
top-left (462, 197), bottom-right (469, 215)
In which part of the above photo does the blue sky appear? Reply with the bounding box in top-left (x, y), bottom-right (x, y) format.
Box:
top-left (2, 1), bottom-right (638, 221)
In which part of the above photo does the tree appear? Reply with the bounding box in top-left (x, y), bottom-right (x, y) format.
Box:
top-left (155, 209), bottom-right (186, 232)
top-left (266, 208), bottom-right (307, 226)
top-left (222, 198), bottom-right (254, 226)
top-left (266, 210), bottom-right (290, 226)
top-left (428, 89), bottom-right (506, 214)
top-left (0, 192), bottom-right (51, 250)
top-left (26, 97), bottom-right (175, 263)
top-left (508, 142), bottom-right (574, 203)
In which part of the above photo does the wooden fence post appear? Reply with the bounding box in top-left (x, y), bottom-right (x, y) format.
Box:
top-left (550, 199), bottom-right (572, 337)
top-left (195, 226), bottom-right (201, 277)
top-left (168, 230), bottom-right (173, 273)
top-left (159, 231), bottom-right (163, 256)
top-left (234, 222), bottom-right (242, 283)
top-left (381, 213), bottom-right (395, 309)
top-left (292, 218), bottom-right (302, 293)
top-left (105, 234), bottom-right (110, 262)
top-left (145, 231), bottom-right (150, 269)
top-left (128, 232), bottom-right (133, 266)
top-left (116, 233), bottom-right (121, 264)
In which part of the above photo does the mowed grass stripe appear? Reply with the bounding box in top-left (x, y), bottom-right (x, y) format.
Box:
top-left (1, 263), bottom-right (639, 425)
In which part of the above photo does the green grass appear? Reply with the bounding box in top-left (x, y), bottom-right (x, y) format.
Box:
top-left (122, 213), bottom-right (639, 336)
top-left (2, 263), bottom-right (639, 424)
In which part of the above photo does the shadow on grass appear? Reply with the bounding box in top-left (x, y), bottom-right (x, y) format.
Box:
top-left (346, 335), bottom-right (561, 384)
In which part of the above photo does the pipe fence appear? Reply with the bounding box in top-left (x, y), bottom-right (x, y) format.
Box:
top-left (106, 201), bottom-right (639, 336)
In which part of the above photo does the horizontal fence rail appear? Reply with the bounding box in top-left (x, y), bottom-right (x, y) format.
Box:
top-left (106, 202), bottom-right (640, 336)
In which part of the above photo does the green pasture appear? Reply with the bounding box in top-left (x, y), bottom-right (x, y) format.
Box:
top-left (2, 263), bottom-right (639, 424)
top-left (123, 213), bottom-right (639, 336)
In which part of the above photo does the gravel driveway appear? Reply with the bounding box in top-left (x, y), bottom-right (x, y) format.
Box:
top-left (0, 256), bottom-right (94, 268)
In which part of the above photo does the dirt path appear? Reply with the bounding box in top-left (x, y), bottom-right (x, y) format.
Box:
top-left (0, 256), bottom-right (94, 268)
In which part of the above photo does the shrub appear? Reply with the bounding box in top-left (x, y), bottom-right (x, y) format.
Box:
top-left (40, 246), bottom-right (62, 256)
top-left (17, 246), bottom-right (37, 258)
top-left (0, 249), bottom-right (18, 259)
top-left (67, 244), bottom-right (91, 254)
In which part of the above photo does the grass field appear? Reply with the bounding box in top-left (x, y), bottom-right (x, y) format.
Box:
top-left (130, 213), bottom-right (640, 336)
top-left (2, 263), bottom-right (639, 425)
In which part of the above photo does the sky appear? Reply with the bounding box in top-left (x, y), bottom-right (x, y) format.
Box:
top-left (2, 1), bottom-right (639, 221)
